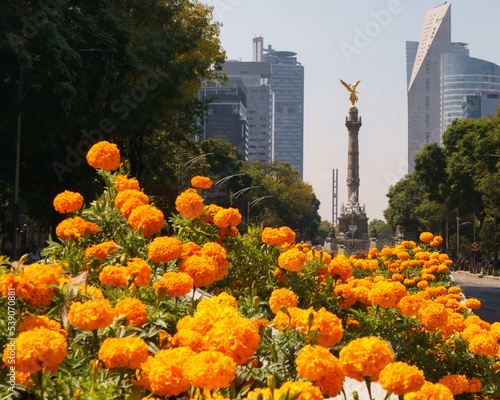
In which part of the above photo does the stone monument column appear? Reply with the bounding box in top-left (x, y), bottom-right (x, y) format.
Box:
top-left (345, 106), bottom-right (362, 202)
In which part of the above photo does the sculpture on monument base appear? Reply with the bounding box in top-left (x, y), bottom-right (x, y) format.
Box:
top-left (340, 79), bottom-right (361, 108)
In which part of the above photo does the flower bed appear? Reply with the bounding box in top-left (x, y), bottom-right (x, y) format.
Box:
top-left (0, 141), bottom-right (499, 400)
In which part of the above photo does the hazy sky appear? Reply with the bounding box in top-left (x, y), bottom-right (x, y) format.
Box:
top-left (200, 0), bottom-right (500, 223)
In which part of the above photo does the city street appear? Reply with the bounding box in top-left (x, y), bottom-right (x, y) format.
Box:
top-left (451, 270), bottom-right (500, 323)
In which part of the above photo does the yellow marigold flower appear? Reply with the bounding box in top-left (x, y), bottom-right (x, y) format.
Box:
top-left (68, 299), bottom-right (114, 331)
top-left (114, 174), bottom-right (140, 192)
top-left (379, 362), bottom-right (425, 395)
top-left (420, 232), bottom-right (434, 243)
top-left (205, 314), bottom-right (261, 364)
top-left (148, 236), bottom-right (183, 263)
top-left (200, 242), bottom-right (228, 281)
top-left (269, 288), bottom-right (298, 314)
top-left (176, 188), bottom-right (204, 219)
top-left (115, 297), bottom-right (148, 327)
top-left (310, 308), bottom-right (344, 347)
top-left (418, 302), bottom-right (448, 332)
top-left (213, 207), bottom-right (242, 228)
top-left (339, 336), bottom-right (394, 382)
top-left (369, 281), bottom-right (409, 309)
top-left (279, 380), bottom-right (323, 400)
top-left (128, 204), bottom-right (164, 236)
top-left (278, 248), bottom-right (307, 272)
top-left (85, 240), bottom-right (117, 260)
top-left (56, 216), bottom-right (98, 240)
top-left (114, 189), bottom-right (149, 218)
top-left (179, 254), bottom-right (218, 287)
top-left (191, 176), bottom-right (212, 189)
top-left (126, 257), bottom-right (152, 287)
top-left (185, 350), bottom-right (236, 390)
top-left (18, 315), bottom-right (66, 338)
top-left (438, 374), bottom-right (469, 395)
top-left (99, 337), bottom-right (148, 369)
top-left (405, 381), bottom-right (454, 400)
top-left (468, 333), bottom-right (499, 356)
top-left (86, 140), bottom-right (120, 170)
top-left (2, 328), bottom-right (67, 374)
top-left (295, 344), bottom-right (336, 381)
top-left (465, 377), bottom-right (482, 393)
top-left (99, 265), bottom-right (131, 288)
top-left (138, 347), bottom-right (195, 396)
top-left (465, 298), bottom-right (481, 310)
top-left (154, 271), bottom-right (193, 297)
top-left (53, 190), bottom-right (84, 213)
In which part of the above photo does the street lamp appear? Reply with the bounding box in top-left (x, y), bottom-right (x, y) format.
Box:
top-left (178, 153), bottom-right (213, 193)
top-left (213, 174), bottom-right (246, 187)
top-left (247, 196), bottom-right (274, 226)
top-left (229, 186), bottom-right (261, 206)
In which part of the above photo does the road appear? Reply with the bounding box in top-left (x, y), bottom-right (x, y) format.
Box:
top-left (451, 270), bottom-right (500, 324)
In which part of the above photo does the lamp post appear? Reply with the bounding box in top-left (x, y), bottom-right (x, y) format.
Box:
top-left (230, 186), bottom-right (261, 207)
top-left (213, 174), bottom-right (246, 187)
top-left (178, 153), bottom-right (213, 193)
top-left (247, 196), bottom-right (274, 226)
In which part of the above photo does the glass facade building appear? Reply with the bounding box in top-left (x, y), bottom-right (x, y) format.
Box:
top-left (441, 52), bottom-right (500, 131)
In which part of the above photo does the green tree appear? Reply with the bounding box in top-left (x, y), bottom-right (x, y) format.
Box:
top-left (368, 219), bottom-right (394, 245)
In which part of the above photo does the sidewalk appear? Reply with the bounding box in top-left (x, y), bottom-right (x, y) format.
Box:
top-left (451, 270), bottom-right (500, 287)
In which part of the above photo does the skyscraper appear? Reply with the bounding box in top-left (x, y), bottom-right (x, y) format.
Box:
top-left (407, 3), bottom-right (500, 173)
top-left (223, 60), bottom-right (274, 164)
top-left (407, 3), bottom-right (451, 173)
top-left (263, 45), bottom-right (305, 178)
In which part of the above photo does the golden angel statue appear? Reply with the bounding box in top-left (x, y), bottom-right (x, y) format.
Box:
top-left (340, 79), bottom-right (361, 107)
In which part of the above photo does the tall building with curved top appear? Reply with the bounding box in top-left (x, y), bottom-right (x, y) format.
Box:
top-left (407, 3), bottom-right (500, 173)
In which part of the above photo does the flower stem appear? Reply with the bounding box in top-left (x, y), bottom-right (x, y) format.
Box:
top-left (365, 376), bottom-right (373, 400)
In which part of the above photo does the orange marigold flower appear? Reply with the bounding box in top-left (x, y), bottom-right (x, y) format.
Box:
top-left (379, 362), bottom-right (425, 395)
top-left (200, 242), bottom-right (228, 281)
top-left (278, 248), bottom-right (307, 272)
top-left (213, 207), bottom-right (242, 228)
top-left (148, 236), bottom-right (183, 263)
top-left (279, 380), bottom-right (323, 400)
top-left (295, 344), bottom-right (336, 381)
top-left (179, 254), bottom-right (218, 287)
top-left (128, 204), bottom-right (164, 236)
top-left (185, 351), bottom-right (236, 390)
top-left (126, 257), bottom-right (152, 287)
top-left (56, 216), bottom-right (98, 240)
top-left (339, 337), bottom-right (394, 382)
top-left (0, 273), bottom-right (34, 302)
top-left (462, 324), bottom-right (488, 342)
top-left (417, 280), bottom-right (429, 290)
top-left (2, 328), bottom-right (67, 374)
top-left (140, 347), bottom-right (196, 396)
top-left (172, 329), bottom-right (204, 352)
top-left (465, 298), bottom-right (481, 310)
top-left (262, 226), bottom-right (296, 246)
top-left (191, 176), bottom-right (212, 189)
top-left (85, 240), bottom-right (117, 260)
top-left (115, 297), bottom-right (148, 327)
top-left (99, 337), bottom-right (149, 369)
top-left (327, 259), bottom-right (353, 281)
top-left (205, 314), bottom-right (261, 364)
top-left (21, 263), bottom-right (66, 306)
top-left (405, 381), bottom-right (454, 400)
top-left (53, 190), bottom-right (84, 213)
top-left (315, 359), bottom-right (345, 397)
top-left (200, 204), bottom-right (223, 224)
top-left (420, 232), bottom-right (434, 243)
top-left (419, 302), bottom-right (448, 332)
top-left (310, 308), bottom-right (344, 347)
top-left (114, 175), bottom-right (140, 192)
top-left (153, 271), bottom-right (193, 297)
top-left (18, 315), bottom-right (66, 338)
top-left (465, 315), bottom-right (491, 331)
top-left (369, 281), bottom-right (408, 309)
top-left (448, 286), bottom-right (461, 294)
top-left (86, 140), bottom-right (121, 170)
top-left (182, 241), bottom-right (202, 258)
top-left (99, 265), bottom-right (131, 288)
top-left (114, 189), bottom-right (149, 218)
top-left (468, 333), bottom-right (499, 356)
top-left (68, 299), bottom-right (114, 331)
top-left (176, 189), bottom-right (204, 219)
top-left (465, 377), bottom-right (482, 393)
top-left (269, 288), bottom-right (298, 314)
top-left (438, 374), bottom-right (469, 395)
